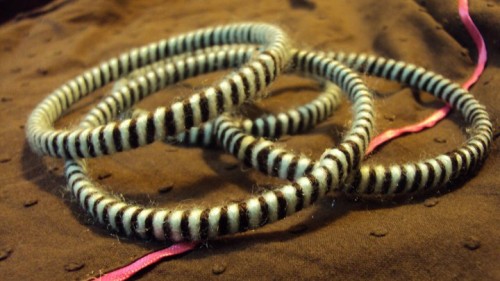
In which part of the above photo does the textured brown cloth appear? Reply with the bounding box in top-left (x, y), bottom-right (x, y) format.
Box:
top-left (0, 0), bottom-right (498, 280)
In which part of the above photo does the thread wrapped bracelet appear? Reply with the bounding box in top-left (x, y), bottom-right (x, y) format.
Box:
top-left (63, 47), bottom-right (374, 242)
top-left (85, 45), bottom-right (343, 148)
top-left (330, 52), bottom-right (492, 196)
top-left (110, 49), bottom-right (492, 198)
top-left (26, 22), bottom-right (291, 159)
top-left (210, 51), bottom-right (492, 196)
top-left (26, 21), bottom-right (492, 243)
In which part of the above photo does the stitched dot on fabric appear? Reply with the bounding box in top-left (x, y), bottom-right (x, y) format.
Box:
top-left (97, 173), bottom-right (112, 180)
top-left (463, 236), bottom-right (481, 250)
top-left (370, 227), bottom-right (388, 237)
top-left (212, 262), bottom-right (227, 275)
top-left (64, 262), bottom-right (85, 272)
top-left (433, 137), bottom-right (447, 144)
top-left (158, 183), bottom-right (174, 194)
top-left (383, 114), bottom-right (396, 122)
top-left (36, 68), bottom-right (48, 76)
top-left (0, 247), bottom-right (13, 261)
top-left (23, 199), bottom-right (38, 208)
top-left (423, 197), bottom-right (439, 207)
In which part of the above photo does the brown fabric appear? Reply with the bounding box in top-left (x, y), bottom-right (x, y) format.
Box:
top-left (0, 0), bottom-right (499, 280)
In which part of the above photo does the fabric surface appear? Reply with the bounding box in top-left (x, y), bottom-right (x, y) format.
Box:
top-left (0, 0), bottom-right (498, 280)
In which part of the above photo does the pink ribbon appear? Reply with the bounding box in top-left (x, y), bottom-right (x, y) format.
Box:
top-left (366, 0), bottom-right (487, 155)
top-left (365, 104), bottom-right (452, 155)
top-left (458, 0), bottom-right (487, 90)
top-left (94, 242), bottom-right (198, 281)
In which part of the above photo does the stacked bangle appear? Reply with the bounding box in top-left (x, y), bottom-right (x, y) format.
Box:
top-left (26, 22), bottom-right (493, 243)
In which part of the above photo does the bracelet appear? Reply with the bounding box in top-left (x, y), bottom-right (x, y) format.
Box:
top-left (63, 48), bottom-right (374, 241)
top-left (330, 52), bottom-right (492, 195)
top-left (26, 23), bottom-right (291, 159)
top-left (209, 51), bottom-right (492, 196)
top-left (137, 82), bottom-right (343, 149)
top-left (125, 50), bottom-right (491, 198)
top-left (173, 81), bottom-right (342, 148)
top-left (83, 45), bottom-right (343, 148)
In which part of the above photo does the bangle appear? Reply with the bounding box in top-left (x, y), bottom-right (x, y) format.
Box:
top-left (63, 48), bottom-right (374, 241)
top-left (173, 81), bottom-right (342, 148)
top-left (84, 45), bottom-right (343, 148)
top-left (330, 52), bottom-right (492, 196)
top-left (26, 23), bottom-right (291, 159)
top-left (211, 51), bottom-right (492, 197)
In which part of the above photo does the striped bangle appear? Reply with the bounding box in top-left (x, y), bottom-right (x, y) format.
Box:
top-left (210, 51), bottom-right (492, 197)
top-left (63, 48), bottom-right (374, 242)
top-left (328, 52), bottom-right (492, 196)
top-left (83, 45), bottom-right (343, 148)
top-left (172, 81), bottom-right (342, 148)
top-left (80, 45), bottom-right (263, 129)
top-left (131, 82), bottom-right (343, 148)
top-left (26, 22), bottom-right (291, 159)
top-left (121, 49), bottom-right (492, 198)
